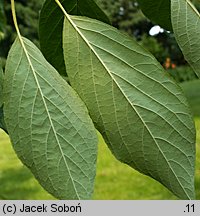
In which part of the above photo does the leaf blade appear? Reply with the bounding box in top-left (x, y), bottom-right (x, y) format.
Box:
top-left (63, 15), bottom-right (196, 199)
top-left (137, 0), bottom-right (172, 31)
top-left (171, 0), bottom-right (200, 78)
top-left (39, 0), bottom-right (110, 76)
top-left (4, 37), bottom-right (98, 200)
top-left (0, 63), bottom-right (7, 133)
top-left (0, 63), bottom-right (3, 107)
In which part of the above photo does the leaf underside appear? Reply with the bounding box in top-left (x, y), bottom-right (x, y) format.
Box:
top-left (39, 0), bottom-right (110, 76)
top-left (0, 106), bottom-right (7, 133)
top-left (0, 64), bottom-right (7, 133)
top-left (4, 37), bottom-right (98, 200)
top-left (63, 15), bottom-right (196, 199)
top-left (137, 0), bottom-right (172, 31)
top-left (171, 0), bottom-right (200, 78)
top-left (0, 64), bottom-right (3, 107)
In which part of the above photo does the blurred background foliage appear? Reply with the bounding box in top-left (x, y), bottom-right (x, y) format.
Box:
top-left (0, 0), bottom-right (43, 66)
top-left (0, 0), bottom-right (199, 83)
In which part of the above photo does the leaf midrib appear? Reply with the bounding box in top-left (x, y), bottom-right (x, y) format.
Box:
top-left (17, 36), bottom-right (80, 200)
top-left (186, 0), bottom-right (200, 17)
top-left (64, 14), bottom-right (191, 198)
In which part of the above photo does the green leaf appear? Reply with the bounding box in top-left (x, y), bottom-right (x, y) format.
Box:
top-left (4, 36), bottom-right (98, 200)
top-left (137, 0), bottom-right (172, 31)
top-left (171, 0), bottom-right (200, 78)
top-left (0, 63), bottom-right (3, 107)
top-left (0, 106), bottom-right (7, 133)
top-left (0, 64), bottom-right (7, 133)
top-left (63, 15), bottom-right (196, 199)
top-left (39, 0), bottom-right (110, 76)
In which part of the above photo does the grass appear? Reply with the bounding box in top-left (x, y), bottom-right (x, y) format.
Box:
top-left (0, 124), bottom-right (200, 200)
top-left (0, 79), bottom-right (199, 200)
top-left (94, 135), bottom-right (178, 199)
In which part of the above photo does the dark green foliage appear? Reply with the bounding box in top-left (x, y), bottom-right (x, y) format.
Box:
top-left (0, 0), bottom-right (6, 39)
top-left (0, 0), bottom-right (44, 62)
top-left (97, 0), bottom-right (149, 37)
top-left (0, 106), bottom-right (7, 133)
top-left (137, 0), bottom-right (172, 31)
top-left (0, 0), bottom-right (188, 69)
top-left (0, 63), bottom-right (6, 133)
top-left (139, 34), bottom-right (169, 63)
top-left (168, 66), bottom-right (198, 83)
top-left (39, 0), bottom-right (110, 76)
top-left (136, 0), bottom-right (200, 32)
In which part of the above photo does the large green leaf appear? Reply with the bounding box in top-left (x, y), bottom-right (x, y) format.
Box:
top-left (4, 36), bottom-right (98, 200)
top-left (0, 106), bottom-right (7, 133)
top-left (171, 0), bottom-right (200, 78)
top-left (39, 0), bottom-right (110, 76)
top-left (137, 0), bottom-right (172, 31)
top-left (0, 64), bottom-right (6, 133)
top-left (63, 15), bottom-right (196, 199)
top-left (0, 64), bottom-right (3, 107)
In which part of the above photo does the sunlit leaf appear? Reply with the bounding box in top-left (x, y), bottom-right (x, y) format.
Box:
top-left (63, 15), bottom-right (196, 199)
top-left (4, 36), bottom-right (98, 200)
